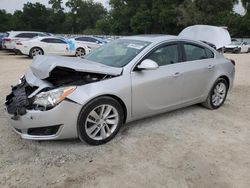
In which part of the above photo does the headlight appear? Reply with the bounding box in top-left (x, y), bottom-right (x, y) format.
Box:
top-left (33, 86), bottom-right (76, 108)
top-left (18, 75), bottom-right (25, 84)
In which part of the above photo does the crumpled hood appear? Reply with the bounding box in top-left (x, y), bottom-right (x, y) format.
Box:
top-left (29, 55), bottom-right (123, 79)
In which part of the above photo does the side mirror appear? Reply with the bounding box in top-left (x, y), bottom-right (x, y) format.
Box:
top-left (137, 59), bottom-right (159, 71)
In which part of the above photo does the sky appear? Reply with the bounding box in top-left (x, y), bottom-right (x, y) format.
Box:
top-left (0, 0), bottom-right (109, 13)
top-left (0, 0), bottom-right (246, 15)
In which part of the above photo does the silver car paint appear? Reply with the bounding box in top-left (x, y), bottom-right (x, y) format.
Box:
top-left (8, 35), bottom-right (235, 140)
top-left (8, 101), bottom-right (82, 140)
top-left (67, 37), bottom-right (234, 122)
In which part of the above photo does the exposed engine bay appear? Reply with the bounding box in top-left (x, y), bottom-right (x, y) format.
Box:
top-left (5, 67), bottom-right (117, 117)
top-left (45, 67), bottom-right (114, 87)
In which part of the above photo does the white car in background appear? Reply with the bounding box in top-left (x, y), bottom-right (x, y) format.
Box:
top-left (224, 41), bottom-right (250, 53)
top-left (71, 36), bottom-right (107, 50)
top-left (15, 36), bottom-right (91, 58)
top-left (2, 31), bottom-right (49, 51)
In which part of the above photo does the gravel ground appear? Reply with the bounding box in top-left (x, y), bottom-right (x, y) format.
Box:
top-left (0, 50), bottom-right (250, 188)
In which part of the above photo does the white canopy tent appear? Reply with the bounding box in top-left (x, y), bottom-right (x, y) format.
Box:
top-left (179, 25), bottom-right (231, 49)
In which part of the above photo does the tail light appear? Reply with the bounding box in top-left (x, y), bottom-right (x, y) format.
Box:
top-left (230, 59), bottom-right (236, 66)
top-left (16, 42), bottom-right (23, 45)
top-left (3, 38), bottom-right (11, 42)
top-left (227, 58), bottom-right (235, 66)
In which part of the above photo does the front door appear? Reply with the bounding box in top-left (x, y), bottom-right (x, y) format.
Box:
top-left (131, 43), bottom-right (184, 117)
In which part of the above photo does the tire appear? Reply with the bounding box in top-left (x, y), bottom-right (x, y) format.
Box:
top-left (202, 78), bottom-right (229, 110)
top-left (248, 48), bottom-right (250, 53)
top-left (77, 96), bottom-right (124, 145)
top-left (29, 47), bottom-right (43, 58)
top-left (75, 48), bottom-right (85, 57)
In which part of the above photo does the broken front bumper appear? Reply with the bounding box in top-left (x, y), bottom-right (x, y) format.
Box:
top-left (5, 82), bottom-right (82, 140)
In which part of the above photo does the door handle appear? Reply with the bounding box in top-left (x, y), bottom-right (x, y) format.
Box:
top-left (208, 65), bottom-right (214, 69)
top-left (173, 72), bottom-right (181, 77)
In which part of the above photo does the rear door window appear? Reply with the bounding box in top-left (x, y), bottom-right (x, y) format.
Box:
top-left (75, 37), bottom-right (88, 42)
top-left (183, 43), bottom-right (214, 61)
top-left (41, 38), bottom-right (66, 44)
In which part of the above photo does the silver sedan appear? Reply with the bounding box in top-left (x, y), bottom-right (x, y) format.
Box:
top-left (5, 35), bottom-right (235, 145)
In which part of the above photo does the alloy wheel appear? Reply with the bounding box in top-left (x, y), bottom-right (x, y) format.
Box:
top-left (85, 105), bottom-right (119, 141)
top-left (212, 82), bottom-right (227, 107)
top-left (31, 48), bottom-right (42, 57)
top-left (76, 48), bottom-right (85, 57)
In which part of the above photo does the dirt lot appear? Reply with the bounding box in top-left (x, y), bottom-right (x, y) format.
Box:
top-left (0, 50), bottom-right (249, 188)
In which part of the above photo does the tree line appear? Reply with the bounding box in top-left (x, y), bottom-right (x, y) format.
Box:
top-left (0, 0), bottom-right (249, 37)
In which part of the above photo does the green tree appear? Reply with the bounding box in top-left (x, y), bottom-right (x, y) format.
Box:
top-left (21, 2), bottom-right (50, 31)
top-left (66, 0), bottom-right (107, 33)
top-left (0, 10), bottom-right (12, 32)
top-left (48, 0), bottom-right (65, 33)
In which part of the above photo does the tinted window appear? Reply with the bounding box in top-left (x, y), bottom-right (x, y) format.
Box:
top-left (88, 37), bottom-right (97, 43)
top-left (15, 33), bottom-right (38, 38)
top-left (205, 48), bottom-right (214, 58)
top-left (147, 44), bottom-right (179, 66)
top-left (41, 38), bottom-right (66, 44)
top-left (75, 37), bottom-right (88, 42)
top-left (184, 44), bottom-right (214, 61)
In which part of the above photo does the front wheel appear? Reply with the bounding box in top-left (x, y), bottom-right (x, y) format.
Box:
top-left (29, 47), bottom-right (43, 58)
top-left (75, 48), bottom-right (85, 57)
top-left (77, 96), bottom-right (124, 145)
top-left (202, 78), bottom-right (229, 110)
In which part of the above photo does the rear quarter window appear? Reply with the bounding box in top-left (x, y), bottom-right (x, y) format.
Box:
top-left (184, 43), bottom-right (214, 61)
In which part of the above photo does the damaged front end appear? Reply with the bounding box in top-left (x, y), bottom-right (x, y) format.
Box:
top-left (5, 77), bottom-right (38, 119)
top-left (5, 56), bottom-right (122, 119)
top-left (5, 69), bottom-right (117, 119)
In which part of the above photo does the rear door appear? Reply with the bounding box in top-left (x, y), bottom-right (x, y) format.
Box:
top-left (41, 38), bottom-right (68, 54)
top-left (180, 42), bottom-right (216, 103)
top-left (75, 37), bottom-right (92, 49)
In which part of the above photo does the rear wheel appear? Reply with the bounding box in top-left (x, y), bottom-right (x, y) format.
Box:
top-left (77, 96), bottom-right (124, 145)
top-left (202, 78), bottom-right (229, 110)
top-left (29, 47), bottom-right (43, 58)
top-left (75, 48), bottom-right (85, 57)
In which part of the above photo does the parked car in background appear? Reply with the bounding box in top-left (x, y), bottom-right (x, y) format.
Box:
top-left (2, 31), bottom-right (50, 52)
top-left (224, 41), bottom-right (250, 53)
top-left (5, 35), bottom-right (235, 145)
top-left (71, 36), bottom-right (107, 50)
top-left (15, 36), bottom-right (90, 58)
top-left (0, 33), bottom-right (7, 50)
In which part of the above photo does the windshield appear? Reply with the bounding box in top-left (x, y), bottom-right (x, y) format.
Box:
top-left (84, 39), bottom-right (151, 67)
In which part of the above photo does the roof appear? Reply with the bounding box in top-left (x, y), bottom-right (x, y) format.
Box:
top-left (124, 35), bottom-right (178, 43)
